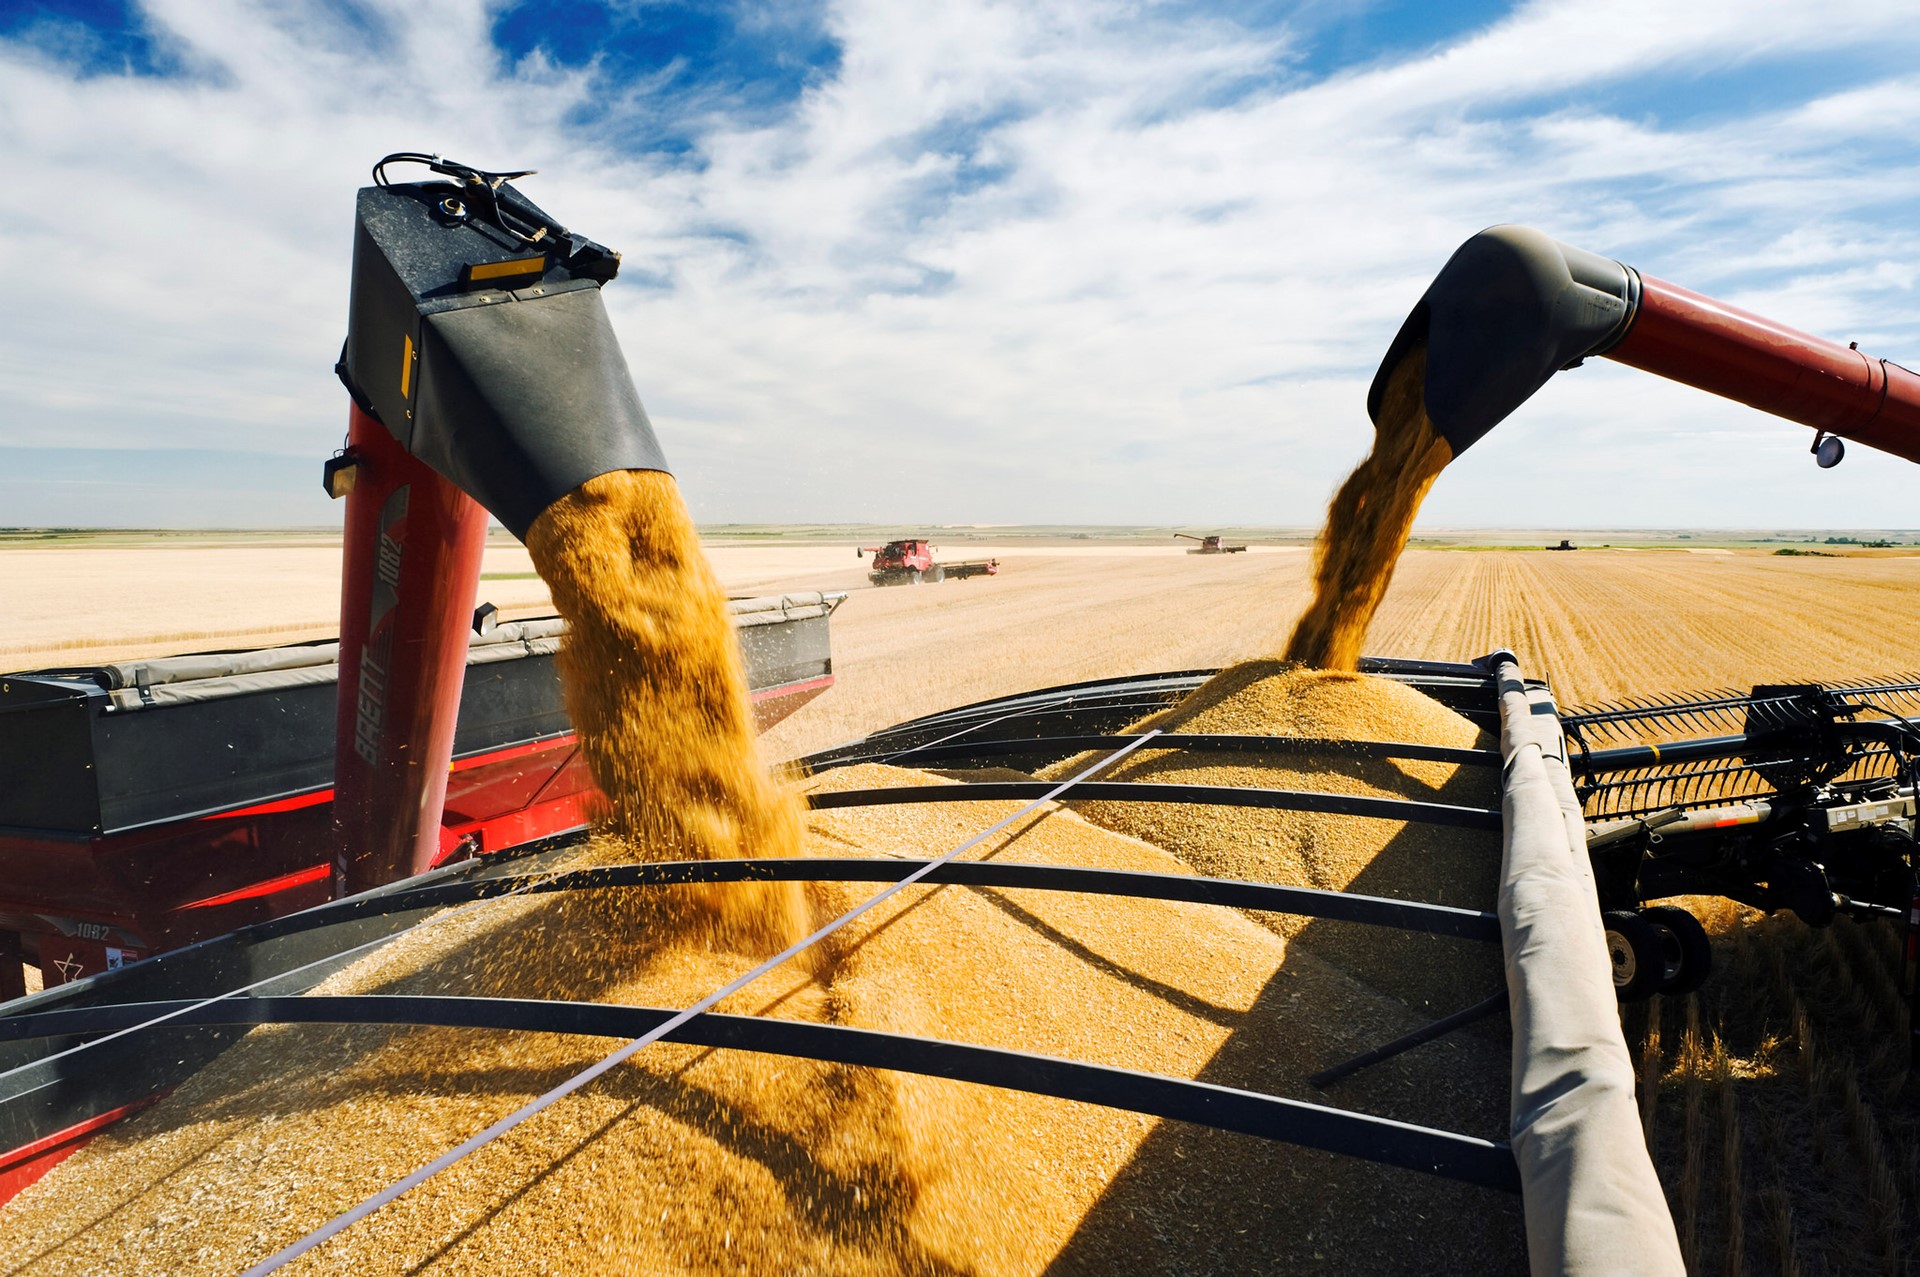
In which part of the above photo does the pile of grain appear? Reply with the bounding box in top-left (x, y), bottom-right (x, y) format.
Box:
top-left (1284, 344), bottom-right (1450, 671)
top-left (795, 768), bottom-right (1523, 1274)
top-left (0, 763), bottom-right (1524, 1273)
top-left (1050, 660), bottom-right (1503, 1014)
top-left (0, 466), bottom-right (1522, 1271)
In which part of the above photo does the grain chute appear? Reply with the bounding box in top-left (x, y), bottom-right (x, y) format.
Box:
top-left (328, 153), bottom-right (672, 894)
top-left (1372, 223), bottom-right (1920, 466)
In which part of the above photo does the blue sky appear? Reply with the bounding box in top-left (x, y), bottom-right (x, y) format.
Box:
top-left (4, 0), bottom-right (1920, 528)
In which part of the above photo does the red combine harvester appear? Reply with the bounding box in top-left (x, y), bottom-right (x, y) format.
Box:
top-left (856, 537), bottom-right (999, 585)
top-left (1175, 533), bottom-right (1247, 554)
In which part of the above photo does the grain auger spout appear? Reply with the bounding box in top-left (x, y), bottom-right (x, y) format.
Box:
top-left (326, 153), bottom-right (671, 893)
top-left (1375, 223), bottom-right (1920, 466)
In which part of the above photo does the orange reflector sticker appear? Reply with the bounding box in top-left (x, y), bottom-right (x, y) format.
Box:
top-left (400, 333), bottom-right (414, 399)
top-left (465, 256), bottom-right (546, 283)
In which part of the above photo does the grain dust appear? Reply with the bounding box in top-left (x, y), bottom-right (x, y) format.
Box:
top-left (524, 469), bottom-right (810, 955)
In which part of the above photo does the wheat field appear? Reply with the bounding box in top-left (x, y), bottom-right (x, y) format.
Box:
top-left (15, 535), bottom-right (1917, 754)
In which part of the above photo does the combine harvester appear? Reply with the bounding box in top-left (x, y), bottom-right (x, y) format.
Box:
top-left (857, 536), bottom-right (1000, 585)
top-left (0, 194), bottom-right (1916, 1275)
top-left (1175, 532), bottom-right (1247, 553)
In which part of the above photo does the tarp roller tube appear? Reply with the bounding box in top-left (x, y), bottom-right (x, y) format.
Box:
top-left (1492, 653), bottom-right (1684, 1276)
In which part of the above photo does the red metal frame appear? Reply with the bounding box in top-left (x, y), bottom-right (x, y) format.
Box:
top-left (0, 1096), bottom-right (167, 1204)
top-left (1609, 275), bottom-right (1920, 464)
top-left (0, 675), bottom-right (829, 991)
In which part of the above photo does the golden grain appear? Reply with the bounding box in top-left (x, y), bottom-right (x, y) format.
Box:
top-left (1283, 346), bottom-right (1451, 671)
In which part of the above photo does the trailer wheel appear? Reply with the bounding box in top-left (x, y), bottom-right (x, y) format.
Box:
top-left (1639, 905), bottom-right (1712, 996)
top-left (926, 565), bottom-right (945, 583)
top-left (1602, 910), bottom-right (1664, 1002)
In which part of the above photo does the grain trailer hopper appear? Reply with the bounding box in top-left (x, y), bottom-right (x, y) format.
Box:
top-left (0, 594), bottom-right (841, 995)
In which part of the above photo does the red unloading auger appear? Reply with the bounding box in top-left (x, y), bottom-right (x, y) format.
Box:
top-left (325, 154), bottom-right (670, 895)
top-left (1375, 226), bottom-right (1920, 981)
top-left (1371, 224), bottom-right (1920, 466)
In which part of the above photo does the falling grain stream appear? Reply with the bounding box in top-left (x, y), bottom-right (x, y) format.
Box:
top-left (1284, 345), bottom-right (1451, 671)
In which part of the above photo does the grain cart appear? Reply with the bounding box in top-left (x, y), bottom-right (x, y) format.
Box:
top-left (0, 596), bottom-right (842, 997)
top-left (856, 537), bottom-right (1000, 585)
top-left (1175, 533), bottom-right (1248, 553)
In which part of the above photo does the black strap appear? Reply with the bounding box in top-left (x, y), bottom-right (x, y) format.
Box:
top-left (2, 994), bottom-right (1521, 1193)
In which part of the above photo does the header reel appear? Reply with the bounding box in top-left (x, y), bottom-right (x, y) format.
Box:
top-left (1563, 679), bottom-right (1920, 1007)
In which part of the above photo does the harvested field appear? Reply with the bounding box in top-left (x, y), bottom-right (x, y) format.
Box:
top-left (0, 537), bottom-right (555, 668)
top-left (13, 537), bottom-right (1920, 759)
top-left (749, 544), bottom-right (1920, 759)
top-left (1623, 902), bottom-right (1919, 1277)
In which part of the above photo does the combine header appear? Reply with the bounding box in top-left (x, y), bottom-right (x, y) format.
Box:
top-left (1566, 681), bottom-right (1920, 998)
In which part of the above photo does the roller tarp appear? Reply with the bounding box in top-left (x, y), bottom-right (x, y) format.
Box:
top-left (1494, 656), bottom-right (1683, 1276)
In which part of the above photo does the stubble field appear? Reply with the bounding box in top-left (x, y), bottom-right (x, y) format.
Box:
top-left (13, 535), bottom-right (1917, 753)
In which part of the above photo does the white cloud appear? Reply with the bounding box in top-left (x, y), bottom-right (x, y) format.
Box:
top-left (5, 0), bottom-right (1920, 528)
